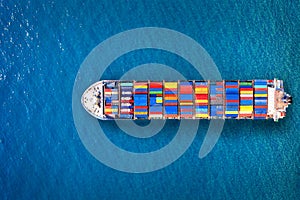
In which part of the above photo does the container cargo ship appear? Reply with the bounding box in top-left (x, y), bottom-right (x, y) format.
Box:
top-left (81, 79), bottom-right (292, 122)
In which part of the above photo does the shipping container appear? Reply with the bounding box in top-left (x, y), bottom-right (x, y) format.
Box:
top-left (134, 82), bottom-right (148, 119)
top-left (179, 81), bottom-right (194, 118)
top-left (239, 81), bottom-right (253, 119)
top-left (164, 82), bottom-right (178, 119)
top-left (210, 81), bottom-right (224, 119)
top-left (225, 81), bottom-right (239, 118)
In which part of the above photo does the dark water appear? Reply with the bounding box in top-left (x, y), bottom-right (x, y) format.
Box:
top-left (1, 0), bottom-right (299, 199)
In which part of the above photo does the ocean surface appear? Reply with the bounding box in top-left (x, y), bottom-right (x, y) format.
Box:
top-left (1, 0), bottom-right (299, 199)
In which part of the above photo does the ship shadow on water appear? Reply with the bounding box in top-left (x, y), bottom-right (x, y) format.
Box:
top-left (134, 120), bottom-right (151, 127)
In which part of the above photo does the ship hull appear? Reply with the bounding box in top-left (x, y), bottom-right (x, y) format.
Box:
top-left (81, 79), bottom-right (292, 122)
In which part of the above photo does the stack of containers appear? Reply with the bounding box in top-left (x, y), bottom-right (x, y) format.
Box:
top-left (120, 82), bottom-right (134, 119)
top-left (179, 81), bottom-right (193, 118)
top-left (164, 82), bottom-right (178, 118)
top-left (195, 81), bottom-right (209, 118)
top-left (149, 82), bottom-right (163, 118)
top-left (254, 80), bottom-right (268, 119)
top-left (104, 83), bottom-right (119, 117)
top-left (239, 81), bottom-right (253, 118)
top-left (225, 81), bottom-right (239, 118)
top-left (134, 82), bottom-right (148, 119)
top-left (209, 81), bottom-right (224, 118)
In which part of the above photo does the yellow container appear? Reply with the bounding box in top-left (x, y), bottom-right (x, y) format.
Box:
top-left (156, 98), bottom-right (163, 103)
top-left (134, 85), bottom-right (147, 89)
top-left (254, 94), bottom-right (267, 97)
top-left (134, 112), bottom-right (148, 115)
top-left (165, 82), bottom-right (177, 88)
top-left (240, 91), bottom-right (253, 94)
top-left (239, 106), bottom-right (253, 111)
top-left (105, 109), bottom-right (118, 112)
top-left (225, 111), bottom-right (238, 114)
top-left (180, 102), bottom-right (193, 105)
top-left (195, 88), bottom-right (208, 93)
top-left (195, 99), bottom-right (208, 103)
top-left (196, 114), bottom-right (208, 118)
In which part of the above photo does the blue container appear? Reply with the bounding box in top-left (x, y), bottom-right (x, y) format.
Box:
top-left (121, 106), bottom-right (133, 109)
top-left (226, 102), bottom-right (239, 106)
top-left (165, 91), bottom-right (177, 95)
top-left (135, 101), bottom-right (147, 106)
top-left (135, 115), bottom-right (148, 118)
top-left (226, 88), bottom-right (239, 94)
top-left (196, 105), bottom-right (208, 109)
top-left (195, 82), bottom-right (207, 86)
top-left (150, 106), bottom-right (162, 112)
top-left (226, 106), bottom-right (238, 111)
top-left (181, 105), bottom-right (192, 110)
top-left (180, 82), bottom-right (192, 86)
top-left (254, 80), bottom-right (267, 85)
top-left (135, 89), bottom-right (147, 93)
top-left (150, 88), bottom-right (162, 91)
top-left (165, 100), bottom-right (178, 103)
top-left (150, 98), bottom-right (157, 105)
top-left (255, 108), bottom-right (266, 113)
top-left (120, 114), bottom-right (133, 119)
top-left (255, 90), bottom-right (267, 94)
top-left (226, 82), bottom-right (238, 85)
top-left (226, 94), bottom-right (239, 100)
top-left (181, 111), bottom-right (193, 115)
top-left (225, 114), bottom-right (238, 117)
top-left (254, 101), bottom-right (267, 106)
top-left (180, 94), bottom-right (192, 100)
top-left (240, 85), bottom-right (252, 88)
top-left (165, 106), bottom-right (178, 114)
top-left (240, 100), bottom-right (253, 105)
top-left (134, 94), bottom-right (147, 100)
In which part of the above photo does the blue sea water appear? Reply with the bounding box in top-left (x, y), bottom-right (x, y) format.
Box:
top-left (1, 0), bottom-right (300, 199)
